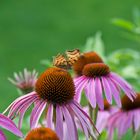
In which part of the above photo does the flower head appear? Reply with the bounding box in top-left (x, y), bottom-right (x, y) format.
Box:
top-left (35, 67), bottom-right (75, 104)
top-left (0, 114), bottom-right (23, 140)
top-left (4, 67), bottom-right (97, 140)
top-left (8, 69), bottom-right (38, 94)
top-left (25, 127), bottom-right (59, 140)
top-left (107, 94), bottom-right (140, 140)
top-left (73, 52), bottom-right (136, 109)
top-left (73, 51), bottom-right (103, 76)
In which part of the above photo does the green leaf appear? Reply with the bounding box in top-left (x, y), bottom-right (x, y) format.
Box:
top-left (133, 7), bottom-right (140, 27)
top-left (83, 31), bottom-right (106, 59)
top-left (111, 18), bottom-right (135, 31)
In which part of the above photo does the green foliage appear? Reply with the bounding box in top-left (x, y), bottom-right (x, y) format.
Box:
top-left (83, 31), bottom-right (105, 60)
top-left (83, 32), bottom-right (140, 92)
top-left (112, 8), bottom-right (140, 43)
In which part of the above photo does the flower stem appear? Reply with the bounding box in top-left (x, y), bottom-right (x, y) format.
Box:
top-left (89, 103), bottom-right (93, 119)
top-left (88, 103), bottom-right (99, 140)
top-left (93, 106), bottom-right (98, 124)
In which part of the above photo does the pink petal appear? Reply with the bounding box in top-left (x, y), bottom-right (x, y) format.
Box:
top-left (85, 79), bottom-right (96, 108)
top-left (74, 76), bottom-right (86, 86)
top-left (107, 111), bottom-right (122, 140)
top-left (0, 114), bottom-right (23, 137)
top-left (110, 73), bottom-right (136, 100)
top-left (106, 78), bottom-right (121, 107)
top-left (46, 104), bottom-right (53, 129)
top-left (62, 106), bottom-right (78, 140)
top-left (30, 100), bottom-right (46, 129)
top-left (18, 98), bottom-right (36, 129)
top-left (71, 101), bottom-right (97, 139)
top-left (117, 112), bottom-right (133, 138)
top-left (0, 130), bottom-right (6, 140)
top-left (74, 78), bottom-right (89, 102)
top-left (56, 105), bottom-right (64, 139)
top-left (8, 95), bottom-right (36, 118)
top-left (133, 110), bottom-right (140, 131)
top-left (3, 92), bottom-right (37, 115)
top-left (110, 72), bottom-right (132, 89)
top-left (102, 77), bottom-right (112, 104)
top-left (69, 103), bottom-right (89, 139)
top-left (96, 111), bottom-right (110, 133)
top-left (95, 78), bottom-right (104, 110)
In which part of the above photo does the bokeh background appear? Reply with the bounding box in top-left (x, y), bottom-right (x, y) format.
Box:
top-left (0, 0), bottom-right (140, 139)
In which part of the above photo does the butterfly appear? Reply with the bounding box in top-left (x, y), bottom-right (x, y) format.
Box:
top-left (53, 49), bottom-right (81, 69)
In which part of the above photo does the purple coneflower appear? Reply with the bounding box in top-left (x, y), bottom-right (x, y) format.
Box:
top-left (4, 67), bottom-right (97, 140)
top-left (107, 94), bottom-right (140, 140)
top-left (0, 114), bottom-right (23, 140)
top-left (77, 100), bottom-right (118, 134)
top-left (96, 100), bottom-right (118, 133)
top-left (25, 127), bottom-right (59, 140)
top-left (73, 51), bottom-right (136, 109)
top-left (8, 68), bottom-right (38, 94)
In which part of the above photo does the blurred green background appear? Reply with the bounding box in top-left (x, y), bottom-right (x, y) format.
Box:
top-left (0, 0), bottom-right (140, 139)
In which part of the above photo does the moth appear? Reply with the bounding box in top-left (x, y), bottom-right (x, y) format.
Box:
top-left (53, 49), bottom-right (81, 69)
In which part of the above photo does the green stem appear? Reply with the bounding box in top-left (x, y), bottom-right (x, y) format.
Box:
top-left (132, 132), bottom-right (138, 140)
top-left (93, 106), bottom-right (98, 124)
top-left (89, 103), bottom-right (93, 119)
top-left (88, 103), bottom-right (99, 140)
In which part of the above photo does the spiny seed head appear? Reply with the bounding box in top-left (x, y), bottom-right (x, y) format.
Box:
top-left (25, 127), bottom-right (59, 140)
top-left (73, 52), bottom-right (103, 76)
top-left (35, 67), bottom-right (75, 104)
top-left (82, 63), bottom-right (110, 77)
top-left (121, 94), bottom-right (140, 111)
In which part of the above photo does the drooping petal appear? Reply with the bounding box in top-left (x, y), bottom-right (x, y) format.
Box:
top-left (117, 113), bottom-right (128, 138)
top-left (30, 100), bottom-right (46, 129)
top-left (69, 103), bottom-right (89, 140)
top-left (3, 92), bottom-right (37, 115)
top-left (96, 111), bottom-right (110, 133)
top-left (107, 111), bottom-right (122, 140)
top-left (62, 106), bottom-right (78, 140)
top-left (106, 78), bottom-right (121, 107)
top-left (56, 105), bottom-right (64, 139)
top-left (8, 95), bottom-right (36, 118)
top-left (71, 101), bottom-right (97, 139)
top-left (18, 98), bottom-right (36, 129)
top-left (46, 104), bottom-right (53, 129)
top-left (0, 114), bottom-right (23, 137)
top-left (74, 77), bottom-right (89, 102)
top-left (0, 130), bottom-right (6, 140)
top-left (134, 110), bottom-right (140, 131)
top-left (95, 78), bottom-right (104, 110)
top-left (102, 77), bottom-right (112, 104)
top-left (85, 79), bottom-right (96, 108)
top-left (117, 112), bottom-right (133, 138)
top-left (74, 76), bottom-right (85, 84)
top-left (110, 72), bottom-right (136, 100)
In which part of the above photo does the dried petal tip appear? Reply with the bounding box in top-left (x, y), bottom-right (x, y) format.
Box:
top-left (73, 51), bottom-right (103, 76)
top-left (25, 127), bottom-right (59, 140)
top-left (35, 67), bottom-right (75, 104)
top-left (121, 94), bottom-right (140, 111)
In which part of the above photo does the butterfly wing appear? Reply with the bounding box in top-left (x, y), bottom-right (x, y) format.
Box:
top-left (53, 54), bottom-right (68, 69)
top-left (66, 49), bottom-right (81, 66)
